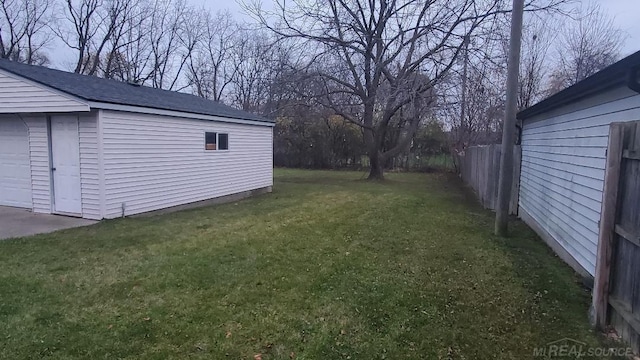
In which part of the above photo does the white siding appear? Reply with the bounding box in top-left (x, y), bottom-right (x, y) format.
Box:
top-left (0, 70), bottom-right (89, 113)
top-left (79, 113), bottom-right (101, 219)
top-left (23, 115), bottom-right (51, 213)
top-left (100, 110), bottom-right (273, 218)
top-left (520, 86), bottom-right (640, 276)
top-left (0, 114), bottom-right (100, 218)
top-left (0, 116), bottom-right (32, 208)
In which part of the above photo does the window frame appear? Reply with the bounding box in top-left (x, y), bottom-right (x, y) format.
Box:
top-left (204, 131), bottom-right (229, 152)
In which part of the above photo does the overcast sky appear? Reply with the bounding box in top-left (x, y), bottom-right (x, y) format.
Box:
top-left (598, 0), bottom-right (639, 56)
top-left (198, 0), bottom-right (640, 54)
top-left (52, 0), bottom-right (640, 67)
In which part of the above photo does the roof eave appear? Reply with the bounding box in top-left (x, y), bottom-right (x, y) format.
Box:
top-left (517, 79), bottom-right (624, 120)
top-left (517, 50), bottom-right (640, 121)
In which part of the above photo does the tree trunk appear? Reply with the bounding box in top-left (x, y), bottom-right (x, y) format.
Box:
top-left (368, 151), bottom-right (384, 180)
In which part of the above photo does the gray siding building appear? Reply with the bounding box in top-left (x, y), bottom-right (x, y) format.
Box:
top-left (517, 51), bottom-right (640, 278)
top-left (0, 60), bottom-right (273, 220)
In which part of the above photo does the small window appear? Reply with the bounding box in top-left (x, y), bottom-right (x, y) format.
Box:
top-left (205, 132), bottom-right (217, 150)
top-left (205, 132), bottom-right (229, 151)
top-left (218, 133), bottom-right (228, 150)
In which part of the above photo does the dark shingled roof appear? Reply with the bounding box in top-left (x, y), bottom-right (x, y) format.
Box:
top-left (0, 59), bottom-right (273, 123)
top-left (518, 50), bottom-right (640, 120)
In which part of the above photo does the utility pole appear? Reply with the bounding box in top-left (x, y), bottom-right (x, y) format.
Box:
top-left (495, 0), bottom-right (525, 236)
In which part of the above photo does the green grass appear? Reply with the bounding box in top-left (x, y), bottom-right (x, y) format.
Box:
top-left (0, 169), bottom-right (610, 359)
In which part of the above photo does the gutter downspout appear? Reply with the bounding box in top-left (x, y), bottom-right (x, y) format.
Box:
top-left (627, 64), bottom-right (640, 94)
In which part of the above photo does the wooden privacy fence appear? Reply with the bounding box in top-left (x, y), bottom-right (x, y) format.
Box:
top-left (457, 144), bottom-right (521, 215)
top-left (593, 121), bottom-right (640, 352)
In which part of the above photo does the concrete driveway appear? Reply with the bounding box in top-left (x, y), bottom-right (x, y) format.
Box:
top-left (0, 206), bottom-right (97, 240)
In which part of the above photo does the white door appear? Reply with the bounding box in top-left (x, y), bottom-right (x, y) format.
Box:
top-left (0, 118), bottom-right (32, 208)
top-left (51, 115), bottom-right (82, 214)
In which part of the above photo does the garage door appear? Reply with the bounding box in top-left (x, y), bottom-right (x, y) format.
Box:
top-left (0, 119), bottom-right (32, 208)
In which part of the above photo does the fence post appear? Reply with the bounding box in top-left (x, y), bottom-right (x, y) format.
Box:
top-left (592, 123), bottom-right (625, 329)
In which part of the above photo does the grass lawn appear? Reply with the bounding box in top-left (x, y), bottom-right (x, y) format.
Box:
top-left (0, 169), bottom-right (609, 359)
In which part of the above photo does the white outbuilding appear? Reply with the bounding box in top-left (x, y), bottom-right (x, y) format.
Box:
top-left (0, 59), bottom-right (273, 220)
top-left (517, 50), bottom-right (640, 279)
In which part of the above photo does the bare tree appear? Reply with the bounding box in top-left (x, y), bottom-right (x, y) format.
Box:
top-left (547, 2), bottom-right (626, 94)
top-left (446, 9), bottom-right (561, 148)
top-left (229, 30), bottom-right (283, 113)
top-left (146, 0), bottom-right (202, 90)
top-left (100, 0), bottom-right (145, 79)
top-left (517, 15), bottom-right (555, 109)
top-left (91, 0), bottom-right (202, 89)
top-left (0, 0), bottom-right (52, 64)
top-left (445, 15), bottom-right (509, 150)
top-left (187, 10), bottom-right (238, 102)
top-left (444, 47), bottom-right (506, 150)
top-left (102, 0), bottom-right (152, 82)
top-left (251, 0), bottom-right (564, 179)
top-left (55, 0), bottom-right (132, 75)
